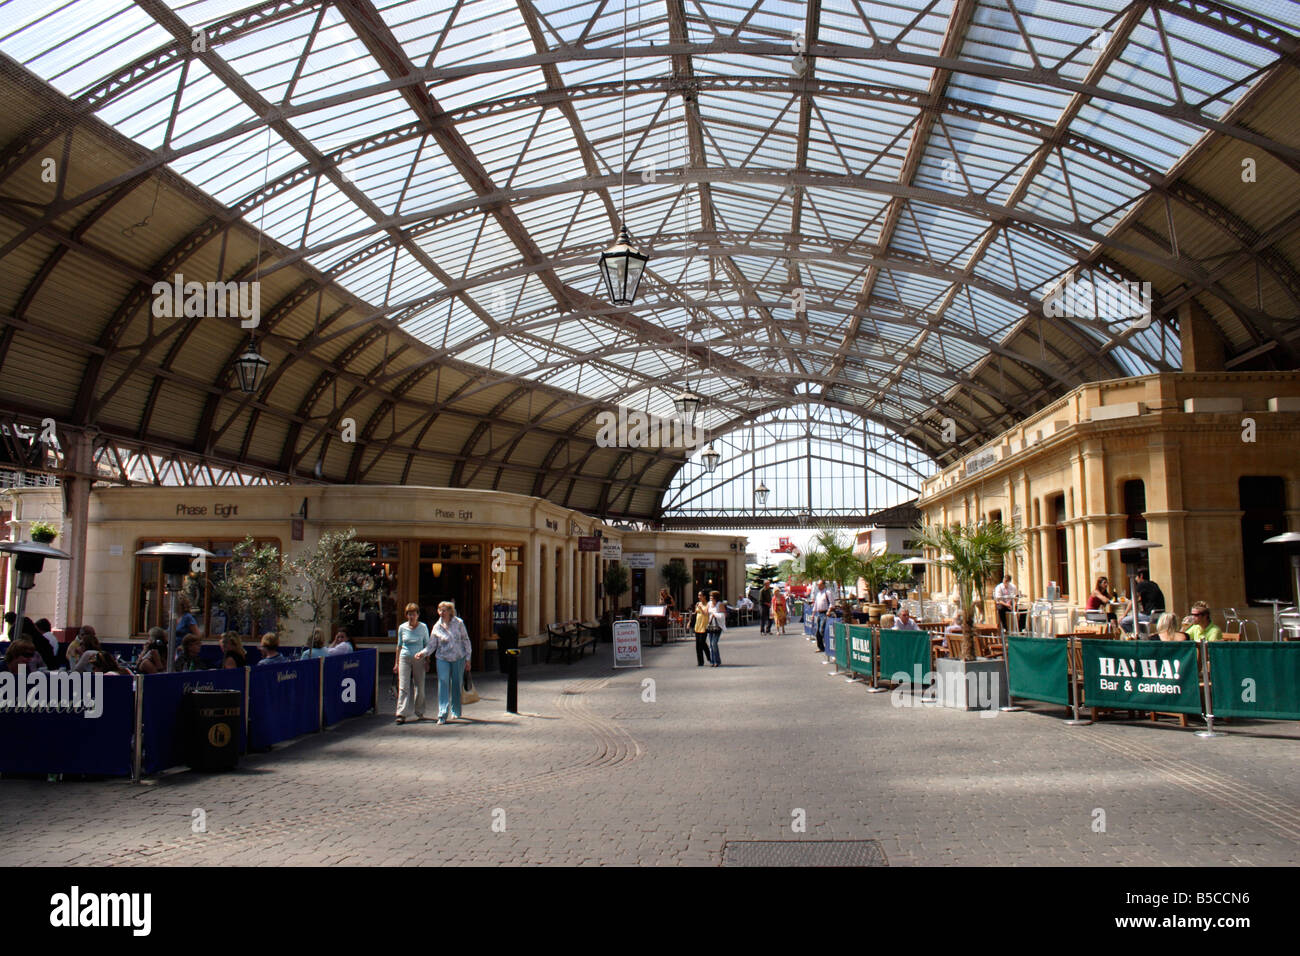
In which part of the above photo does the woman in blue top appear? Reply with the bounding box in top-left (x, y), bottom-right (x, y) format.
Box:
top-left (301, 629), bottom-right (330, 659)
top-left (394, 603), bottom-right (429, 724)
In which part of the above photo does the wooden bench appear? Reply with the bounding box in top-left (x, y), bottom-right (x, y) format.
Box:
top-left (546, 622), bottom-right (599, 663)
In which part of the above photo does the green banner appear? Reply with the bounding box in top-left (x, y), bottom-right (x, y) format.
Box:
top-left (1079, 639), bottom-right (1202, 714)
top-left (847, 624), bottom-right (873, 676)
top-left (880, 629), bottom-right (931, 685)
top-left (1005, 636), bottom-right (1070, 706)
top-left (833, 622), bottom-right (849, 670)
top-left (1209, 642), bottom-right (1300, 721)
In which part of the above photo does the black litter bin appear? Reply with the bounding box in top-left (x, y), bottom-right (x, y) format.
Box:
top-left (183, 690), bottom-right (241, 771)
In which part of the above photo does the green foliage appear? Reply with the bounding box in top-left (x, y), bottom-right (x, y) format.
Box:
top-left (29, 520), bottom-right (57, 542)
top-left (911, 520), bottom-right (1024, 660)
top-left (211, 536), bottom-right (298, 634)
top-left (776, 556), bottom-right (804, 584)
top-left (289, 528), bottom-right (374, 638)
top-left (859, 550), bottom-right (909, 599)
top-left (746, 563), bottom-right (779, 586)
top-left (801, 527), bottom-right (860, 598)
top-left (660, 561), bottom-right (690, 606)
top-left (603, 563), bottom-right (630, 601)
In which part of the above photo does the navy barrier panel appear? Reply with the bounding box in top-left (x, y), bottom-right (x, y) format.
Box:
top-left (322, 650), bottom-right (377, 726)
top-left (140, 668), bottom-right (247, 774)
top-left (0, 673), bottom-right (135, 776)
top-left (249, 659), bottom-right (321, 749)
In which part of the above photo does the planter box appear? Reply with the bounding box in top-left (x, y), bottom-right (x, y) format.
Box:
top-left (934, 657), bottom-right (1008, 711)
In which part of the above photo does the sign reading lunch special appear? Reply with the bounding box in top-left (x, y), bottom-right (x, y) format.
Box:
top-left (612, 620), bottom-right (642, 668)
top-left (1079, 639), bottom-right (1202, 714)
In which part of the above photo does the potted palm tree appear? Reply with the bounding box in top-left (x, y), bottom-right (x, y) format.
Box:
top-left (911, 520), bottom-right (1023, 710)
top-left (857, 550), bottom-right (908, 624)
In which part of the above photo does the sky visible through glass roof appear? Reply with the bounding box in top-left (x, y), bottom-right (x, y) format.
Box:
top-left (2, 0), bottom-right (1296, 513)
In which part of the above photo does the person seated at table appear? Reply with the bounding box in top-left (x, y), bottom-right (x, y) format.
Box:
top-left (301, 629), bottom-right (330, 660)
top-left (5, 638), bottom-right (42, 673)
top-left (1087, 576), bottom-right (1121, 623)
top-left (174, 633), bottom-right (213, 671)
top-left (256, 632), bottom-right (289, 666)
top-left (880, 612), bottom-right (895, 629)
top-left (221, 631), bottom-right (247, 668)
top-left (1119, 570), bottom-right (1165, 632)
top-left (877, 587), bottom-right (898, 610)
top-left (1184, 601), bottom-right (1222, 642)
top-left (327, 630), bottom-right (355, 655)
top-left (1152, 612), bottom-right (1186, 641)
top-left (65, 624), bottom-right (91, 668)
top-left (33, 617), bottom-right (60, 664)
top-left (137, 627), bottom-right (168, 674)
top-left (736, 594), bottom-right (754, 611)
top-left (73, 629), bottom-right (105, 673)
top-left (895, 607), bottom-right (918, 630)
top-left (993, 575), bottom-right (1019, 633)
top-left (92, 649), bottom-right (130, 676)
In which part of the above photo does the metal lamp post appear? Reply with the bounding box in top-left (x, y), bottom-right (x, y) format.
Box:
top-left (1262, 531), bottom-right (1300, 639)
top-left (1093, 538), bottom-right (1162, 639)
top-left (135, 543), bottom-right (215, 672)
top-left (0, 539), bottom-right (71, 637)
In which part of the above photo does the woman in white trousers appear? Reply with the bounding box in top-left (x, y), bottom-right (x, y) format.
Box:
top-left (394, 603), bottom-right (430, 723)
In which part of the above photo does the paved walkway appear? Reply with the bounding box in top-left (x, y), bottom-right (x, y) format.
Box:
top-left (2, 624), bottom-right (1297, 866)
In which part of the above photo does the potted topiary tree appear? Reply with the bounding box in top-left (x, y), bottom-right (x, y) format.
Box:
top-left (211, 536), bottom-right (299, 642)
top-left (911, 520), bottom-right (1023, 709)
top-left (660, 560), bottom-right (691, 612)
top-left (602, 563), bottom-right (630, 641)
top-left (289, 528), bottom-right (374, 643)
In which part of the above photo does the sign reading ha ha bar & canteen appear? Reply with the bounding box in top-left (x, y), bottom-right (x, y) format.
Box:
top-left (612, 620), bottom-right (642, 668)
top-left (1079, 639), bottom-right (1202, 713)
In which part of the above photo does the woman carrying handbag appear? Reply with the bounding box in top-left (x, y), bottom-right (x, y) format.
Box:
top-left (420, 601), bottom-right (473, 723)
top-left (692, 591), bottom-right (710, 666)
top-left (706, 591), bottom-right (727, 667)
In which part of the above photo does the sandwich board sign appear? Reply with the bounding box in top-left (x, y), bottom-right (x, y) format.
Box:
top-left (612, 620), bottom-right (642, 668)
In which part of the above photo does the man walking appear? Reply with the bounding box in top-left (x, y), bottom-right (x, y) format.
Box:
top-left (812, 580), bottom-right (831, 652)
top-left (759, 579), bottom-right (774, 634)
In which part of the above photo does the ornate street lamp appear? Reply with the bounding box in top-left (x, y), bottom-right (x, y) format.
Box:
top-left (235, 339), bottom-right (270, 394)
top-left (701, 443), bottom-right (720, 474)
top-left (672, 387), bottom-right (704, 425)
top-left (754, 480), bottom-right (770, 508)
top-left (599, 225), bottom-right (649, 306)
top-left (796, 508), bottom-right (810, 526)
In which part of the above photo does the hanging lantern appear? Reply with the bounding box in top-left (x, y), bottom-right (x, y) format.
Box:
top-left (797, 508), bottom-right (810, 526)
top-left (235, 342), bottom-right (270, 394)
top-left (598, 225), bottom-right (648, 305)
top-left (673, 388), bottom-right (704, 424)
top-left (701, 443), bottom-right (720, 474)
top-left (430, 562), bottom-right (443, 578)
top-left (755, 480), bottom-right (770, 507)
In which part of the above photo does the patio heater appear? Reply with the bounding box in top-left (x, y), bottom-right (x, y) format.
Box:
top-left (135, 543), bottom-right (215, 672)
top-left (0, 539), bottom-right (71, 638)
top-left (1093, 537), bottom-right (1162, 639)
top-left (1262, 531), bottom-right (1300, 640)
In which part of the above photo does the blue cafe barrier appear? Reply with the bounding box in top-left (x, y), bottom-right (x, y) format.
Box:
top-left (322, 649), bottom-right (378, 727)
top-left (0, 671), bottom-right (136, 776)
top-left (139, 668), bottom-right (248, 775)
top-left (248, 658), bottom-right (322, 750)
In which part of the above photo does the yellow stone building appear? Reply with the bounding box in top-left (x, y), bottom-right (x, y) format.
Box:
top-left (916, 370), bottom-right (1300, 636)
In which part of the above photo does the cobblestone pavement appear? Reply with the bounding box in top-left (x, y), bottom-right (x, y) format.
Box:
top-left (2, 625), bottom-right (1297, 866)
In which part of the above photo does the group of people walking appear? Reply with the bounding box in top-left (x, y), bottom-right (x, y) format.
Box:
top-left (393, 601), bottom-right (474, 724)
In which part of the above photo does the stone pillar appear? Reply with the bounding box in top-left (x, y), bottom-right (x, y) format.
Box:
top-left (524, 535), bottom-right (539, 638)
top-left (59, 428), bottom-right (94, 630)
top-left (1145, 436), bottom-right (1187, 615)
top-left (539, 544), bottom-right (550, 629)
top-left (1179, 299), bottom-right (1225, 372)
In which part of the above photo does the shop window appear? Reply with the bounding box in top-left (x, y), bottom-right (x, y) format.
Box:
top-left (1119, 479), bottom-right (1148, 568)
top-left (1240, 477), bottom-right (1288, 606)
top-left (1051, 495), bottom-right (1068, 598)
top-left (133, 538), bottom-right (280, 638)
top-left (631, 568), bottom-right (646, 610)
top-left (491, 544), bottom-right (523, 633)
top-left (693, 560), bottom-right (727, 601)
